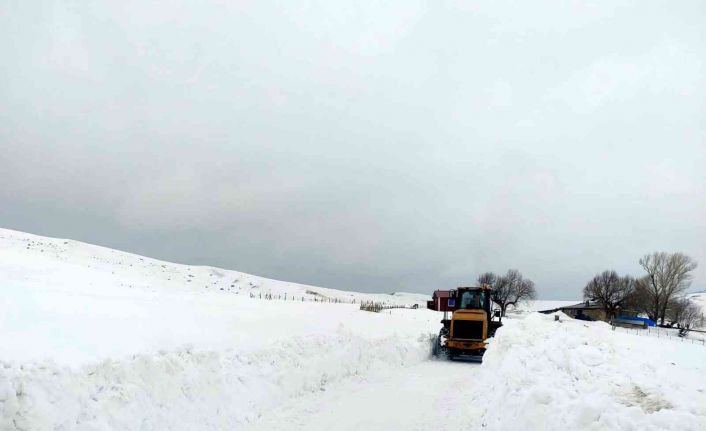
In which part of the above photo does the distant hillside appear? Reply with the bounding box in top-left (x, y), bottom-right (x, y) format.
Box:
top-left (0, 227), bottom-right (429, 306)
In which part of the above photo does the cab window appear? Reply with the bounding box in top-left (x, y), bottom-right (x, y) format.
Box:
top-left (459, 291), bottom-right (485, 309)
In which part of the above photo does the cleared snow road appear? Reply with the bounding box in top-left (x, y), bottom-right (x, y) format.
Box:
top-left (245, 359), bottom-right (482, 431)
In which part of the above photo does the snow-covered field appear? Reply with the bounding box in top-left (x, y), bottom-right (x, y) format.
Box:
top-left (0, 228), bottom-right (439, 429)
top-left (1, 228), bottom-right (705, 430)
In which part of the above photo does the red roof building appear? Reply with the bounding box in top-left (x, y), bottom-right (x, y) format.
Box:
top-left (427, 290), bottom-right (454, 312)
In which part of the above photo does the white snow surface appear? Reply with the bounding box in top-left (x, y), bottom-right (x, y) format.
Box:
top-left (475, 313), bottom-right (706, 431)
top-left (0, 228), bottom-right (430, 365)
top-left (509, 299), bottom-right (579, 312)
top-left (2, 227), bottom-right (705, 430)
top-left (0, 228), bottom-right (441, 430)
top-left (2, 332), bottom-right (434, 430)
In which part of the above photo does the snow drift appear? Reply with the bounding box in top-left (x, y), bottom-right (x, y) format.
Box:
top-left (0, 228), bottom-right (440, 429)
top-left (0, 228), bottom-right (433, 365)
top-left (475, 313), bottom-right (706, 430)
top-left (1, 332), bottom-right (430, 431)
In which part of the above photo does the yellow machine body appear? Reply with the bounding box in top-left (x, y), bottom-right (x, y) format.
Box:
top-left (446, 309), bottom-right (487, 350)
top-left (430, 286), bottom-right (501, 361)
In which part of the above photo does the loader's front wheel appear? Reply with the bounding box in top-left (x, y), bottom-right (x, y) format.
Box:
top-left (432, 334), bottom-right (451, 359)
top-left (432, 335), bottom-right (442, 357)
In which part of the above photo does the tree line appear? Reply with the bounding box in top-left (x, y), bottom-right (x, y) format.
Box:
top-left (583, 251), bottom-right (701, 334)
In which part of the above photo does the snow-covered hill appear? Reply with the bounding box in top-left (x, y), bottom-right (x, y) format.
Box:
top-left (2, 228), bottom-right (705, 430)
top-left (0, 228), bottom-right (441, 429)
top-left (0, 228), bottom-right (428, 306)
top-left (0, 227), bottom-right (435, 365)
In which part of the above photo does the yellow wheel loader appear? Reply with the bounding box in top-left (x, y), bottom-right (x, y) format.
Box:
top-left (429, 286), bottom-right (502, 362)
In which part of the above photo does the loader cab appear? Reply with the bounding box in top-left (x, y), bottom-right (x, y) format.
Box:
top-left (450, 286), bottom-right (501, 340)
top-left (458, 288), bottom-right (489, 311)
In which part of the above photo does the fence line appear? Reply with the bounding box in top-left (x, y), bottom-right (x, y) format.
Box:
top-left (248, 291), bottom-right (355, 304)
top-left (359, 302), bottom-right (410, 313)
top-left (245, 291), bottom-right (420, 311)
top-left (612, 325), bottom-right (706, 346)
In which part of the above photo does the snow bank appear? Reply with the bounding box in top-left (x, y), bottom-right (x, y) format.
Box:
top-left (509, 299), bottom-right (579, 313)
top-left (476, 313), bottom-right (706, 430)
top-left (0, 227), bottom-right (434, 366)
top-left (1, 331), bottom-right (431, 431)
top-left (1, 280), bottom-right (436, 366)
top-left (0, 227), bottom-right (441, 429)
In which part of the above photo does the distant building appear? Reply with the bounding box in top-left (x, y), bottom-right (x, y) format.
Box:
top-left (539, 300), bottom-right (607, 321)
top-left (539, 301), bottom-right (656, 327)
top-left (427, 290), bottom-right (453, 312)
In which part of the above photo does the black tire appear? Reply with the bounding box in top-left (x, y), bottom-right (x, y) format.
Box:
top-left (432, 335), bottom-right (442, 357)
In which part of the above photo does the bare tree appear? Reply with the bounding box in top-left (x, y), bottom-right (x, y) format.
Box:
top-left (639, 252), bottom-right (698, 325)
top-left (666, 297), bottom-right (688, 327)
top-left (666, 298), bottom-right (701, 335)
top-left (680, 302), bottom-right (702, 335)
top-left (583, 270), bottom-right (634, 320)
top-left (477, 272), bottom-right (497, 288)
top-left (477, 272), bottom-right (500, 316)
top-left (487, 269), bottom-right (536, 320)
top-left (625, 276), bottom-right (659, 322)
top-left (488, 270), bottom-right (515, 321)
top-left (509, 278), bottom-right (537, 311)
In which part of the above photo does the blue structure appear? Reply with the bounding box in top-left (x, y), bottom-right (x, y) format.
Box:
top-left (616, 316), bottom-right (656, 327)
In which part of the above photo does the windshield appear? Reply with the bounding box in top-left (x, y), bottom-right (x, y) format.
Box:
top-left (459, 290), bottom-right (485, 310)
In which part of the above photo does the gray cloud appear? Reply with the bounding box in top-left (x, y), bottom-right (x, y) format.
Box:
top-left (1, 1), bottom-right (704, 298)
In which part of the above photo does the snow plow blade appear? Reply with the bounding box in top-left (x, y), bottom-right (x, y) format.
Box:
top-left (449, 352), bottom-right (484, 363)
top-left (431, 334), bottom-right (485, 362)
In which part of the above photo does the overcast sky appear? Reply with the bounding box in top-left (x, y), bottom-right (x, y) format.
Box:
top-left (1, 1), bottom-right (704, 299)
